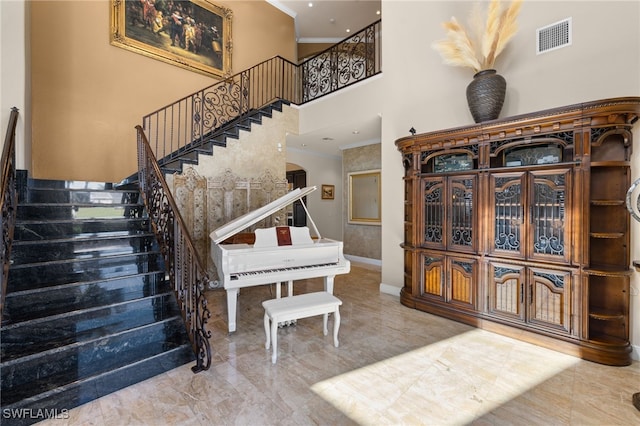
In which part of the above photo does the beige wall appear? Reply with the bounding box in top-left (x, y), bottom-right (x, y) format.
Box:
top-left (0, 0), bottom-right (30, 171)
top-left (30, 0), bottom-right (295, 183)
top-left (380, 1), bottom-right (640, 354)
top-left (285, 145), bottom-right (344, 242)
top-left (297, 42), bottom-right (332, 61)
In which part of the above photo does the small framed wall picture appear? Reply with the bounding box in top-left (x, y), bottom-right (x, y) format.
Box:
top-left (321, 184), bottom-right (335, 200)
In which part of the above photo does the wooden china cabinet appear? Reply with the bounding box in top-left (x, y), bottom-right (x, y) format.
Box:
top-left (396, 97), bottom-right (640, 366)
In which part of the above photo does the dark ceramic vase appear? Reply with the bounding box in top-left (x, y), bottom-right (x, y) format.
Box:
top-left (466, 69), bottom-right (506, 123)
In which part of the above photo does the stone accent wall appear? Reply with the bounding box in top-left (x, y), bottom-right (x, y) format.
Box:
top-left (168, 105), bottom-right (298, 286)
top-left (343, 143), bottom-right (382, 260)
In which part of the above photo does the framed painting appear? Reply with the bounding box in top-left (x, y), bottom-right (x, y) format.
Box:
top-left (321, 184), bottom-right (335, 200)
top-left (110, 0), bottom-right (232, 78)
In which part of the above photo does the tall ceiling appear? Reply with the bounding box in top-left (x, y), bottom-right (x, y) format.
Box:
top-left (267, 1), bottom-right (383, 158)
top-left (269, 0), bottom-right (382, 42)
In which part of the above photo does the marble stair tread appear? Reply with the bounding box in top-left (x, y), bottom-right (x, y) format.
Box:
top-left (26, 188), bottom-right (140, 204)
top-left (1, 292), bottom-right (180, 360)
top-left (13, 229), bottom-right (151, 243)
top-left (25, 178), bottom-right (117, 190)
top-left (6, 251), bottom-right (164, 292)
top-left (1, 317), bottom-right (190, 389)
top-left (0, 345), bottom-right (195, 418)
top-left (3, 271), bottom-right (168, 324)
top-left (1, 317), bottom-right (191, 406)
top-left (17, 204), bottom-right (143, 220)
top-left (10, 233), bottom-right (156, 265)
top-left (14, 217), bottom-right (149, 242)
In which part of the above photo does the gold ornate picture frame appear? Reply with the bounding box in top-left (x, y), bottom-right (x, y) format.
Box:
top-left (110, 0), bottom-right (232, 78)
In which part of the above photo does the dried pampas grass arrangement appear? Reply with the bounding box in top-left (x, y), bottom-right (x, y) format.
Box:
top-left (432, 0), bottom-right (523, 73)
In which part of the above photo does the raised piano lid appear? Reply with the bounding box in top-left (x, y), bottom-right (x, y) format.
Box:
top-left (209, 186), bottom-right (317, 244)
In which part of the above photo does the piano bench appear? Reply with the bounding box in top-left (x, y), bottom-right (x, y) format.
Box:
top-left (262, 291), bottom-right (342, 364)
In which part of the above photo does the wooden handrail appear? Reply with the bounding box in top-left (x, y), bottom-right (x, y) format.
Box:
top-left (1, 107), bottom-right (19, 321)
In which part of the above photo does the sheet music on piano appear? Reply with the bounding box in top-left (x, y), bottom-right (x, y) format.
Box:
top-left (210, 186), bottom-right (350, 333)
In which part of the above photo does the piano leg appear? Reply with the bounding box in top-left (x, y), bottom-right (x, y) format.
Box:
top-left (226, 288), bottom-right (239, 333)
top-left (324, 275), bottom-right (336, 294)
top-left (333, 307), bottom-right (341, 347)
top-left (274, 281), bottom-right (293, 299)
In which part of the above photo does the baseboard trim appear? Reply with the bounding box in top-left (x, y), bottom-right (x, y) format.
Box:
top-left (632, 343), bottom-right (639, 361)
top-left (345, 255), bottom-right (381, 267)
top-left (379, 282), bottom-right (401, 297)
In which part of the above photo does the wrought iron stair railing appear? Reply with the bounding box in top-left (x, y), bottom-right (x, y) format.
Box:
top-left (136, 125), bottom-right (212, 373)
top-left (143, 20), bottom-right (381, 162)
top-left (135, 20), bottom-right (382, 373)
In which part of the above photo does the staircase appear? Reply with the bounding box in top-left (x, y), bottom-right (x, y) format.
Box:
top-left (155, 99), bottom-right (290, 175)
top-left (0, 178), bottom-right (194, 425)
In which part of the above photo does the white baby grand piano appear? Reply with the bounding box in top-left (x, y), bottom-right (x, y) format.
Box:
top-left (210, 186), bottom-right (350, 333)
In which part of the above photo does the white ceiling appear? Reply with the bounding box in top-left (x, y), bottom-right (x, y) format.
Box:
top-left (269, 0), bottom-right (382, 42)
top-left (268, 1), bottom-right (383, 159)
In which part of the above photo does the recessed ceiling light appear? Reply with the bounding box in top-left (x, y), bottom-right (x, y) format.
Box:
top-left (377, 10), bottom-right (381, 15)
top-left (346, 29), bottom-right (351, 33)
top-left (352, 130), bottom-right (360, 134)
top-left (308, 2), bottom-right (313, 7)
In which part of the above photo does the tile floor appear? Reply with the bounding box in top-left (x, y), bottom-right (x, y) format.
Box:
top-left (38, 263), bottom-right (640, 425)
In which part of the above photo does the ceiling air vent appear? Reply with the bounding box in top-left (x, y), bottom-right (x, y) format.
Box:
top-left (536, 18), bottom-right (572, 54)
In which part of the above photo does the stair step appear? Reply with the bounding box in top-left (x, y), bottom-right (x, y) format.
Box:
top-left (25, 188), bottom-right (140, 204)
top-left (0, 344), bottom-right (194, 423)
top-left (10, 233), bottom-right (156, 265)
top-left (1, 316), bottom-right (191, 406)
top-left (161, 158), bottom-right (196, 173)
top-left (17, 203), bottom-right (144, 220)
top-left (14, 218), bottom-right (150, 241)
top-left (24, 179), bottom-right (117, 191)
top-left (3, 271), bottom-right (168, 324)
top-left (127, 99), bottom-right (291, 184)
top-left (7, 251), bottom-right (164, 292)
top-left (1, 292), bottom-right (180, 361)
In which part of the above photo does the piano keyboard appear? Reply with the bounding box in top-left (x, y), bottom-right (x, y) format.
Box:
top-left (230, 262), bottom-right (339, 280)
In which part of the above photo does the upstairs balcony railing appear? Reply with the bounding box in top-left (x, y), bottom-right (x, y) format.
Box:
top-left (143, 20), bottom-right (381, 162)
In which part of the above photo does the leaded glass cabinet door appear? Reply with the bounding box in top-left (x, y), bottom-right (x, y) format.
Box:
top-left (487, 261), bottom-right (526, 322)
top-left (422, 175), bottom-right (476, 252)
top-left (528, 169), bottom-right (571, 263)
top-left (489, 172), bottom-right (526, 258)
top-left (448, 175), bottom-right (477, 253)
top-left (528, 267), bottom-right (572, 335)
top-left (422, 177), bottom-right (445, 249)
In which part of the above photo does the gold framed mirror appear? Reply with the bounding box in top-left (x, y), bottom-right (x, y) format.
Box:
top-left (348, 170), bottom-right (381, 225)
